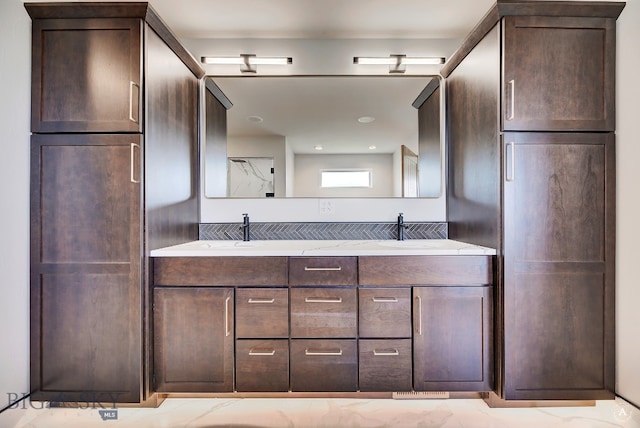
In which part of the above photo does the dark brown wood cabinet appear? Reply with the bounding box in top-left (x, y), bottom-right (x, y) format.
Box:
top-left (30, 134), bottom-right (142, 402)
top-left (502, 16), bottom-right (616, 132)
top-left (442, 0), bottom-right (623, 402)
top-left (27, 3), bottom-right (204, 404)
top-left (154, 287), bottom-right (234, 392)
top-left (503, 132), bottom-right (615, 400)
top-left (413, 286), bottom-right (492, 392)
top-left (152, 255), bottom-right (493, 395)
top-left (30, 17), bottom-right (142, 133)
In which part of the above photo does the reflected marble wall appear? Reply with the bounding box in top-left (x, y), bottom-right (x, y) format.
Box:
top-left (228, 157), bottom-right (275, 197)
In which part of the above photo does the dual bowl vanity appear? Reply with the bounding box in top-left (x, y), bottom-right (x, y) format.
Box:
top-left (151, 240), bottom-right (495, 395)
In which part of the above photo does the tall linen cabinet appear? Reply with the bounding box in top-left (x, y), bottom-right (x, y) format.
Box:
top-left (27, 3), bottom-right (204, 403)
top-left (443, 1), bottom-right (623, 401)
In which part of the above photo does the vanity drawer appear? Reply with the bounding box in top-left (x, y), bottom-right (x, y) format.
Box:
top-left (359, 339), bottom-right (412, 392)
top-left (236, 288), bottom-right (288, 338)
top-left (290, 339), bottom-right (357, 392)
top-left (359, 256), bottom-right (492, 286)
top-left (290, 288), bottom-right (357, 338)
top-left (153, 256), bottom-right (288, 286)
top-left (359, 288), bottom-right (412, 338)
top-left (235, 339), bottom-right (289, 392)
top-left (289, 257), bottom-right (357, 286)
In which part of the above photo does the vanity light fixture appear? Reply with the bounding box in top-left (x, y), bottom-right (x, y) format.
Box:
top-left (201, 54), bottom-right (293, 73)
top-left (353, 54), bottom-right (445, 73)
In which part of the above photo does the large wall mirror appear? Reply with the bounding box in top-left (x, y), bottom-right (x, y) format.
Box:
top-left (204, 75), bottom-right (442, 199)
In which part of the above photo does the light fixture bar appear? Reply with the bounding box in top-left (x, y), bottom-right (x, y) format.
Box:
top-left (353, 55), bottom-right (445, 73)
top-left (201, 54), bottom-right (293, 73)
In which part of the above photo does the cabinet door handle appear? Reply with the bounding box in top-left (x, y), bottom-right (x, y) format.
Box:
top-left (248, 298), bottom-right (275, 304)
top-left (415, 296), bottom-right (422, 336)
top-left (305, 348), bottom-right (343, 356)
top-left (249, 349), bottom-right (276, 356)
top-left (506, 141), bottom-right (515, 182)
top-left (224, 296), bottom-right (231, 337)
top-left (304, 266), bottom-right (342, 271)
top-left (304, 297), bottom-right (342, 303)
top-left (373, 349), bottom-right (400, 356)
top-left (130, 143), bottom-right (140, 184)
top-left (507, 79), bottom-right (515, 120)
top-left (129, 81), bottom-right (140, 123)
top-left (372, 297), bottom-right (398, 303)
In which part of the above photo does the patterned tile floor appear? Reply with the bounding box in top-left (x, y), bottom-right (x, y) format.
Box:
top-left (1, 397), bottom-right (639, 428)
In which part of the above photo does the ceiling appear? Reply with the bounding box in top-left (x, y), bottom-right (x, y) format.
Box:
top-left (146, 0), bottom-right (496, 154)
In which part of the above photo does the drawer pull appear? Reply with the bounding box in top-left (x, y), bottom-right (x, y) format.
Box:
top-left (224, 296), bottom-right (231, 337)
top-left (305, 348), bottom-right (343, 356)
top-left (372, 297), bottom-right (398, 303)
top-left (415, 296), bottom-right (422, 336)
top-left (249, 349), bottom-right (276, 356)
top-left (373, 349), bottom-right (400, 356)
top-left (304, 267), bottom-right (342, 271)
top-left (304, 297), bottom-right (342, 303)
top-left (248, 298), bottom-right (276, 304)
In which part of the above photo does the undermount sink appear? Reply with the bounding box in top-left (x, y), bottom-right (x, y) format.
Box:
top-left (376, 240), bottom-right (444, 248)
top-left (190, 241), bottom-right (264, 249)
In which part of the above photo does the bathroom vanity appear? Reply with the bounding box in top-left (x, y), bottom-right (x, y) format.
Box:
top-left (151, 240), bottom-right (495, 396)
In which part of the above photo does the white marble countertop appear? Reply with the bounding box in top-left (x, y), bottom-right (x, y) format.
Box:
top-left (150, 239), bottom-right (496, 257)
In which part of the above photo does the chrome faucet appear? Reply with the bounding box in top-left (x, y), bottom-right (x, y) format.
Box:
top-left (241, 213), bottom-right (250, 241)
top-left (397, 212), bottom-right (408, 241)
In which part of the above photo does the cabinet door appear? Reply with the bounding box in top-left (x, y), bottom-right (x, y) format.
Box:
top-left (30, 134), bottom-right (142, 403)
top-left (154, 287), bottom-right (234, 392)
top-left (31, 18), bottom-right (142, 132)
top-left (503, 132), bottom-right (615, 400)
top-left (503, 16), bottom-right (615, 131)
top-left (413, 286), bottom-right (492, 391)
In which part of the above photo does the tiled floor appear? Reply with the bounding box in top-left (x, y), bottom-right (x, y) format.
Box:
top-left (1, 397), bottom-right (639, 428)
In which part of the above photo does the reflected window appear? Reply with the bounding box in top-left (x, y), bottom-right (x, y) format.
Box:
top-left (320, 169), bottom-right (372, 188)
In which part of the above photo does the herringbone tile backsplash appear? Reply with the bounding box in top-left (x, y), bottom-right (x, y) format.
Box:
top-left (199, 222), bottom-right (447, 241)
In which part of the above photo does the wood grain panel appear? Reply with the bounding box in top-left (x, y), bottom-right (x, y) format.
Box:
top-left (359, 256), bottom-right (492, 286)
top-left (290, 288), bottom-right (357, 338)
top-left (153, 257), bottom-right (288, 286)
top-left (358, 288), bottom-right (411, 338)
top-left (236, 288), bottom-right (289, 338)
top-left (154, 287), bottom-right (234, 392)
top-left (289, 257), bottom-right (357, 286)
top-left (359, 339), bottom-right (412, 392)
top-left (235, 340), bottom-right (289, 392)
top-left (290, 339), bottom-right (357, 392)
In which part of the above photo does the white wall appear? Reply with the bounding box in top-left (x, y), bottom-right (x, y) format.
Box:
top-left (0, 0), bottom-right (31, 417)
top-left (1, 0), bottom-right (639, 414)
top-left (294, 153), bottom-right (393, 197)
top-left (614, 0), bottom-right (640, 407)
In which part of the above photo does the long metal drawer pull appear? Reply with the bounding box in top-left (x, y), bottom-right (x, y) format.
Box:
top-left (249, 349), bottom-right (276, 356)
top-left (506, 142), bottom-right (515, 182)
top-left (129, 81), bottom-right (140, 123)
top-left (415, 296), bottom-right (422, 336)
top-left (130, 143), bottom-right (140, 184)
top-left (372, 297), bottom-right (398, 303)
top-left (305, 297), bottom-right (342, 303)
top-left (507, 79), bottom-right (515, 120)
top-left (248, 298), bottom-right (275, 304)
top-left (304, 266), bottom-right (342, 271)
top-left (224, 296), bottom-right (231, 337)
top-left (305, 349), bottom-right (343, 356)
top-left (373, 349), bottom-right (400, 356)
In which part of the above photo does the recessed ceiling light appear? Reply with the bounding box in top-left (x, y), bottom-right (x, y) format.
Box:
top-left (247, 115), bottom-right (263, 123)
top-left (314, 145), bottom-right (324, 151)
top-left (368, 145), bottom-right (377, 150)
top-left (358, 116), bottom-right (375, 123)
